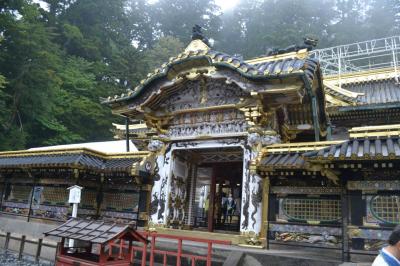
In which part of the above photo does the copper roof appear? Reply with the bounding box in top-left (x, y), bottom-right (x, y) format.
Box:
top-left (102, 42), bottom-right (320, 105)
top-left (343, 78), bottom-right (400, 105)
top-left (258, 129), bottom-right (400, 171)
top-left (44, 218), bottom-right (146, 244)
top-left (259, 153), bottom-right (306, 170)
top-left (305, 136), bottom-right (400, 161)
top-left (0, 148), bottom-right (148, 173)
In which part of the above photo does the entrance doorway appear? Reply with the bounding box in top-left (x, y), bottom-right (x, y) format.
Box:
top-left (186, 147), bottom-right (243, 233)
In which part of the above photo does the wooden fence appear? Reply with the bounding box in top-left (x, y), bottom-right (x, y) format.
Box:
top-left (0, 231), bottom-right (57, 263)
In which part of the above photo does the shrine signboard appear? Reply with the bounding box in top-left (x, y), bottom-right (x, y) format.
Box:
top-left (67, 185), bottom-right (83, 204)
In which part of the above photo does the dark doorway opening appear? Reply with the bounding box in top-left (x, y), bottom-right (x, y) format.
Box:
top-left (190, 148), bottom-right (243, 233)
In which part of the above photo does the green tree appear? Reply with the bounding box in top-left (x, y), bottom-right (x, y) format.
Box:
top-left (0, 1), bottom-right (63, 149)
top-left (143, 36), bottom-right (184, 71)
top-left (149, 0), bottom-right (222, 44)
top-left (216, 0), bottom-right (336, 58)
top-left (328, 0), bottom-right (371, 45)
top-left (367, 0), bottom-right (400, 37)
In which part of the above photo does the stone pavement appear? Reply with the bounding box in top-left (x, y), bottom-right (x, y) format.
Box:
top-left (338, 264), bottom-right (371, 266)
top-left (0, 249), bottom-right (54, 266)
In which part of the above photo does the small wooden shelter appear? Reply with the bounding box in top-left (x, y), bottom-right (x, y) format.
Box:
top-left (45, 218), bottom-right (147, 266)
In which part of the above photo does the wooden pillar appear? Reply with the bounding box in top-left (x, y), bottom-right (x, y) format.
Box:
top-left (260, 176), bottom-right (270, 247)
top-left (208, 165), bottom-right (217, 232)
top-left (4, 232), bottom-right (10, 250)
top-left (99, 245), bottom-right (106, 263)
top-left (0, 175), bottom-right (9, 211)
top-left (311, 97), bottom-right (320, 142)
top-left (327, 122), bottom-right (333, 140)
top-left (35, 238), bottom-right (43, 263)
top-left (126, 116), bottom-right (130, 152)
top-left (341, 179), bottom-right (350, 262)
top-left (27, 172), bottom-right (37, 222)
top-left (59, 238), bottom-right (65, 255)
top-left (18, 235), bottom-right (26, 260)
top-left (187, 163), bottom-right (197, 227)
top-left (144, 184), bottom-right (152, 228)
top-left (349, 190), bottom-right (365, 250)
top-left (95, 174), bottom-right (104, 219)
top-left (302, 75), bottom-right (320, 142)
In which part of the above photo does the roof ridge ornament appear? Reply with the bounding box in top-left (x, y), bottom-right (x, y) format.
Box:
top-left (185, 25), bottom-right (210, 53)
top-left (191, 24), bottom-right (209, 46)
top-left (246, 36), bottom-right (317, 64)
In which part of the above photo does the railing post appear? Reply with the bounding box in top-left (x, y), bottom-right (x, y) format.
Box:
top-left (206, 242), bottom-right (212, 266)
top-left (141, 243), bottom-right (147, 266)
top-left (4, 232), bottom-right (10, 250)
top-left (18, 235), bottom-right (26, 261)
top-left (150, 233), bottom-right (155, 266)
top-left (177, 239), bottom-right (182, 266)
top-left (35, 238), bottom-right (43, 263)
top-left (109, 240), bottom-right (113, 256)
top-left (119, 239), bottom-right (123, 259)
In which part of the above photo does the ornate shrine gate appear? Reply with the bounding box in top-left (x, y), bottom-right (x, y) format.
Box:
top-left (103, 36), bottom-right (328, 243)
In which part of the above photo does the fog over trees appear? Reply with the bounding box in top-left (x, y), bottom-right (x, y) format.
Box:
top-left (0, 0), bottom-right (398, 150)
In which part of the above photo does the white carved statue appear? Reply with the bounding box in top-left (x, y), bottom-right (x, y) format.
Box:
top-left (148, 140), bottom-right (164, 152)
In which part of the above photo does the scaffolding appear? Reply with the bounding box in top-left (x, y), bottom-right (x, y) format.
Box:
top-left (310, 36), bottom-right (400, 78)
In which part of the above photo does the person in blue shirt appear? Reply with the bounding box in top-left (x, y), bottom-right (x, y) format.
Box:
top-left (373, 226), bottom-right (400, 266)
top-left (226, 193), bottom-right (236, 224)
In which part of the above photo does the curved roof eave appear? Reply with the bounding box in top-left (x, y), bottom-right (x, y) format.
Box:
top-left (102, 49), bottom-right (320, 106)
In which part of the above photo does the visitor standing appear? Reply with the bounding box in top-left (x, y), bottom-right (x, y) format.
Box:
top-left (372, 226), bottom-right (400, 266)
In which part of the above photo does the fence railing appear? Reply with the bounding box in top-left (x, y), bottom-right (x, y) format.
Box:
top-left (0, 231), bottom-right (57, 263)
top-left (109, 231), bottom-right (231, 266)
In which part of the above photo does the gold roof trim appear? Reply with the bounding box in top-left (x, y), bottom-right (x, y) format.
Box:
top-left (245, 49), bottom-right (309, 65)
top-left (324, 67), bottom-right (398, 85)
top-left (0, 147), bottom-right (149, 159)
top-left (349, 124), bottom-right (400, 138)
top-left (263, 140), bottom-right (345, 153)
top-left (325, 94), bottom-right (351, 107)
top-left (324, 81), bottom-right (363, 99)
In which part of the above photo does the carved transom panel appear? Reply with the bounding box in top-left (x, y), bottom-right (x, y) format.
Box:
top-left (157, 79), bottom-right (249, 113)
top-left (168, 109), bottom-right (247, 138)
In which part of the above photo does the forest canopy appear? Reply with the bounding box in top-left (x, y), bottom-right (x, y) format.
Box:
top-left (0, 0), bottom-right (398, 150)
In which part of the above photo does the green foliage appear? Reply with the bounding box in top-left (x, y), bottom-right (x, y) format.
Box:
top-left (143, 36), bottom-right (185, 71)
top-left (149, 0), bottom-right (221, 44)
top-left (0, 75), bottom-right (6, 89)
top-left (0, 1), bottom-right (63, 149)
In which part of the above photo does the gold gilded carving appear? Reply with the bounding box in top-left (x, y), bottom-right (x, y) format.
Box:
top-left (239, 231), bottom-right (263, 247)
top-left (245, 49), bottom-right (308, 65)
top-left (144, 114), bottom-right (172, 134)
top-left (240, 105), bottom-right (275, 132)
top-left (139, 212), bottom-right (148, 220)
top-left (184, 40), bottom-right (210, 53)
top-left (199, 78), bottom-right (207, 104)
top-left (308, 164), bottom-right (340, 185)
top-left (348, 227), bottom-right (362, 238)
top-left (185, 71), bottom-right (201, 80)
